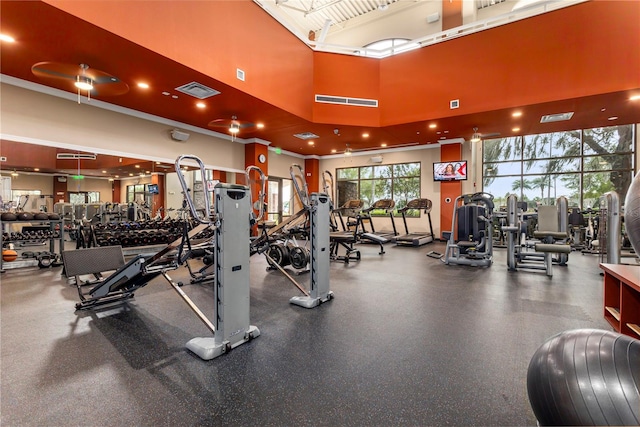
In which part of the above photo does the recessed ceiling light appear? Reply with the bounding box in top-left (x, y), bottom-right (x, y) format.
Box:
top-left (108, 178), bottom-right (114, 182)
top-left (162, 91), bottom-right (170, 96)
top-left (137, 82), bottom-right (149, 89)
top-left (630, 95), bottom-right (640, 101)
top-left (0, 34), bottom-right (15, 43)
top-left (308, 141), bottom-right (315, 145)
top-left (512, 111), bottom-right (522, 117)
top-left (381, 143), bottom-right (387, 147)
top-left (102, 170), bottom-right (107, 173)
top-left (171, 95), bottom-right (178, 99)
top-left (608, 116), bottom-right (618, 121)
top-left (196, 102), bottom-right (206, 108)
top-left (331, 149), bottom-right (337, 153)
top-left (115, 175), bottom-right (120, 178)
top-left (437, 131), bottom-right (441, 134)
top-left (362, 133), bottom-right (369, 138)
top-left (429, 124), bottom-right (437, 129)
top-left (416, 131), bottom-right (420, 135)
top-left (601, 108), bottom-right (606, 112)
top-left (257, 123), bottom-right (265, 129)
top-left (129, 173), bottom-right (134, 176)
top-left (443, 130), bottom-right (449, 134)
top-left (512, 127), bottom-right (520, 132)
top-left (34, 168), bottom-right (39, 172)
top-left (156, 161), bottom-right (161, 164)
top-left (135, 165), bottom-right (140, 168)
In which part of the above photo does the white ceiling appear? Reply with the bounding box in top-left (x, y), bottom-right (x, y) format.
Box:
top-left (254, 0), bottom-right (586, 57)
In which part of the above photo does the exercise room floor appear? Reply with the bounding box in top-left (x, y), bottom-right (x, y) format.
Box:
top-left (1, 240), bottom-right (612, 426)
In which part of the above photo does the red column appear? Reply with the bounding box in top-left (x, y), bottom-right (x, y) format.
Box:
top-left (304, 158), bottom-right (319, 193)
top-left (150, 173), bottom-right (164, 216)
top-left (440, 143), bottom-right (462, 239)
top-left (245, 143), bottom-right (269, 234)
top-left (442, 0), bottom-right (463, 30)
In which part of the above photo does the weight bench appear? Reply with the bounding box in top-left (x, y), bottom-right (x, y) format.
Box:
top-left (63, 224), bottom-right (209, 310)
top-left (330, 231), bottom-right (361, 263)
top-left (62, 245), bottom-right (160, 309)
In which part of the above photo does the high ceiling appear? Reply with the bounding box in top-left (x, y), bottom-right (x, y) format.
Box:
top-left (1, 0), bottom-right (639, 172)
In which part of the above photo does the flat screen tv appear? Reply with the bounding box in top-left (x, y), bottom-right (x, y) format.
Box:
top-left (147, 184), bottom-right (159, 194)
top-left (433, 160), bottom-right (467, 181)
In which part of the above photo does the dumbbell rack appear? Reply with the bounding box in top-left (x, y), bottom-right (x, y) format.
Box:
top-left (0, 219), bottom-right (64, 271)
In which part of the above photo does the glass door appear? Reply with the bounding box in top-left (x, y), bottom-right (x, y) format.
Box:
top-left (267, 179), bottom-right (281, 224)
top-left (267, 177), bottom-right (293, 224)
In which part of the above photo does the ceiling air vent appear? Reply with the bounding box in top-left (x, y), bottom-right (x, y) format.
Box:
top-left (540, 112), bottom-right (574, 123)
top-left (294, 132), bottom-right (320, 140)
top-left (56, 153), bottom-right (97, 160)
top-left (315, 94), bottom-right (378, 108)
top-left (175, 82), bottom-right (221, 99)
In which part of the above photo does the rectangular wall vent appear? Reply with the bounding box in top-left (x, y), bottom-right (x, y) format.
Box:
top-left (294, 132), bottom-right (320, 140)
top-left (236, 68), bottom-right (245, 81)
top-left (540, 112), bottom-right (574, 123)
top-left (56, 153), bottom-right (97, 160)
top-left (175, 82), bottom-right (221, 99)
top-left (315, 94), bottom-right (378, 108)
top-left (0, 156), bottom-right (6, 162)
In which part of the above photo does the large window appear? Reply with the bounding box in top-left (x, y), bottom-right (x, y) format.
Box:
top-left (336, 162), bottom-right (421, 215)
top-left (483, 125), bottom-right (635, 210)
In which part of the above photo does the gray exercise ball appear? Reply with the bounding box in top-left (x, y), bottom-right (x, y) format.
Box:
top-left (625, 172), bottom-right (640, 256)
top-left (527, 329), bottom-right (639, 426)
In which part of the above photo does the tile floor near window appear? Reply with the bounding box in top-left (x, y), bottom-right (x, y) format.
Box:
top-left (1, 241), bottom-right (611, 426)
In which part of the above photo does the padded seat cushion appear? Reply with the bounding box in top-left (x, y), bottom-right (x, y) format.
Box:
top-left (535, 243), bottom-right (572, 253)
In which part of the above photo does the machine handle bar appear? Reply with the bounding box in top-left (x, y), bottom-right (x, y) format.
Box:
top-left (290, 164), bottom-right (310, 209)
top-left (174, 154), bottom-right (212, 225)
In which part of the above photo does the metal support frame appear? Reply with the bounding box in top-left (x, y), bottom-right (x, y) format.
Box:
top-left (175, 155), bottom-right (259, 360)
top-left (290, 192), bottom-right (333, 308)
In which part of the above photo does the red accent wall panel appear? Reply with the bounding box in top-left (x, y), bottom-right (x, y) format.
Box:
top-left (312, 52), bottom-right (381, 125)
top-left (304, 158), bottom-right (320, 193)
top-left (442, 0), bottom-right (463, 30)
top-left (45, 0), bottom-right (314, 119)
top-left (439, 144), bottom-right (462, 239)
top-left (379, 1), bottom-right (640, 126)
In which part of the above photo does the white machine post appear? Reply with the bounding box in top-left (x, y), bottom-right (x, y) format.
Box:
top-left (174, 154), bottom-right (259, 360)
top-left (186, 183), bottom-right (260, 359)
top-left (290, 192), bottom-right (333, 308)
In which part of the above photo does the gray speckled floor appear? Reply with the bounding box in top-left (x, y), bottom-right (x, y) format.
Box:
top-left (1, 240), bottom-right (610, 426)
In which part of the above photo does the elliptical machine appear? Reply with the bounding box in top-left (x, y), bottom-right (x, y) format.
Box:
top-left (442, 192), bottom-right (494, 267)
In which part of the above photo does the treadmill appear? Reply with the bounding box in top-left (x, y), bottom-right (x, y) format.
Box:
top-left (394, 198), bottom-right (434, 246)
top-left (358, 199), bottom-right (398, 242)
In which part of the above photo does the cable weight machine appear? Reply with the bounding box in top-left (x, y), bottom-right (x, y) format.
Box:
top-left (175, 154), bottom-right (259, 360)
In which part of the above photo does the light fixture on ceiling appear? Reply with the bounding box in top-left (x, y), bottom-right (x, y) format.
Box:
top-left (11, 170), bottom-right (19, 177)
top-left (74, 64), bottom-right (94, 103)
top-left (0, 34), bottom-right (16, 43)
top-left (344, 144), bottom-right (352, 156)
top-left (470, 127), bottom-right (482, 143)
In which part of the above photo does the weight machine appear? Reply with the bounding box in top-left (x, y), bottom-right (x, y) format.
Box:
top-left (251, 164), bottom-right (333, 308)
top-left (65, 154), bottom-right (259, 360)
top-left (502, 195), bottom-right (571, 277)
top-left (442, 192), bottom-right (494, 267)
